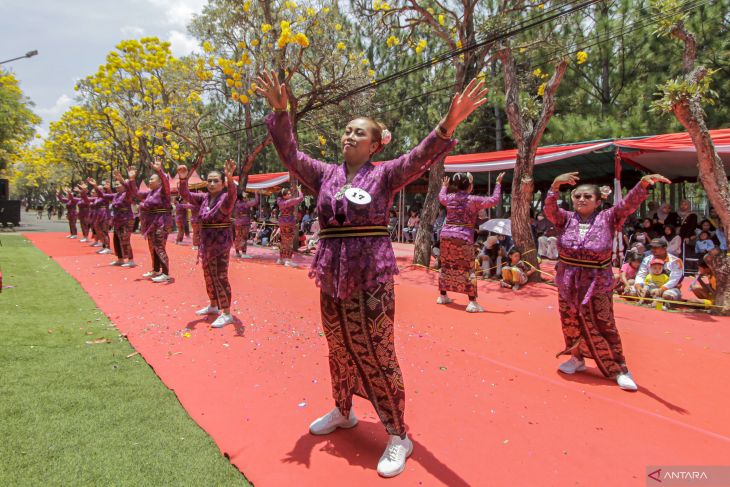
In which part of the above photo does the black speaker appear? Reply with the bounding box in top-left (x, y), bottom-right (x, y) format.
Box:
top-left (0, 200), bottom-right (20, 225)
top-left (0, 179), bottom-right (8, 201)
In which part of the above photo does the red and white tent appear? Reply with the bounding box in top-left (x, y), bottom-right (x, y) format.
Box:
top-left (232, 172), bottom-right (290, 191)
top-left (615, 129), bottom-right (730, 180)
top-left (170, 169), bottom-right (205, 192)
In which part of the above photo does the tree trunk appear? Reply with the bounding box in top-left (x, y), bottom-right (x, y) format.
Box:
top-left (413, 161), bottom-right (445, 266)
top-left (511, 149), bottom-right (539, 278)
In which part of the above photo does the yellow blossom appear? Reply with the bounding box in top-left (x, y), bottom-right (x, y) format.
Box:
top-left (243, 1), bottom-right (250, 12)
top-left (456, 39), bottom-right (462, 49)
top-left (232, 91), bottom-right (240, 101)
top-left (386, 35), bottom-right (399, 48)
top-left (202, 41), bottom-right (213, 53)
top-left (226, 78), bottom-right (234, 87)
top-left (306, 7), bottom-right (316, 16)
top-left (532, 67), bottom-right (543, 77)
top-left (235, 81), bottom-right (243, 88)
top-left (415, 39), bottom-right (427, 54)
top-left (240, 94), bottom-right (250, 104)
top-left (368, 69), bottom-right (375, 78)
top-left (537, 83), bottom-right (546, 97)
top-left (280, 20), bottom-right (291, 30)
top-left (295, 32), bottom-right (310, 47)
top-left (335, 23), bottom-right (342, 31)
top-left (251, 39), bottom-right (259, 47)
top-left (318, 135), bottom-right (326, 146)
top-left (576, 51), bottom-right (588, 65)
top-left (438, 14), bottom-right (445, 26)
top-left (237, 41), bottom-right (247, 49)
top-left (336, 41), bottom-right (346, 50)
top-left (361, 58), bottom-right (369, 66)
top-left (323, 7), bottom-right (330, 13)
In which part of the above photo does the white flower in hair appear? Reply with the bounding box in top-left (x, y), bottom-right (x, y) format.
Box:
top-left (381, 129), bottom-right (392, 146)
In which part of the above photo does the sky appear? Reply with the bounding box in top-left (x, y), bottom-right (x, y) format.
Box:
top-left (1, 0), bottom-right (206, 138)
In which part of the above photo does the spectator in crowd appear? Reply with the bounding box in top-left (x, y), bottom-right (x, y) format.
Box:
top-left (688, 258), bottom-right (716, 307)
top-left (695, 230), bottom-right (715, 257)
top-left (638, 257), bottom-right (670, 305)
top-left (499, 248), bottom-right (534, 291)
top-left (301, 209), bottom-right (313, 233)
top-left (677, 199), bottom-right (698, 240)
top-left (433, 207), bottom-right (446, 243)
top-left (403, 209), bottom-right (419, 243)
top-left (615, 250), bottom-right (643, 295)
top-left (652, 202), bottom-right (680, 229)
top-left (626, 220), bottom-right (651, 249)
top-left (478, 234), bottom-right (502, 278)
top-left (633, 238), bottom-right (684, 302)
top-left (662, 224), bottom-right (682, 256)
top-left (707, 206), bottom-right (721, 231)
top-left (644, 201), bottom-right (659, 218)
top-left (535, 210), bottom-right (558, 260)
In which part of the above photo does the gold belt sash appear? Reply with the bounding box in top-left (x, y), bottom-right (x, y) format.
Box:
top-left (558, 254), bottom-right (611, 269)
top-left (201, 222), bottom-right (232, 229)
top-left (319, 225), bottom-right (389, 239)
top-left (142, 208), bottom-right (172, 214)
top-left (445, 221), bottom-right (473, 228)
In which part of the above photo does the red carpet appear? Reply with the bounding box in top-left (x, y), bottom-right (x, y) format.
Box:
top-left (27, 233), bottom-right (730, 486)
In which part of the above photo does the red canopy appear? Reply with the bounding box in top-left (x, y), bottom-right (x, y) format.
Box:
top-left (615, 128), bottom-right (730, 180)
top-left (443, 142), bottom-right (613, 172)
top-left (170, 169), bottom-right (205, 193)
top-left (234, 172), bottom-right (290, 190)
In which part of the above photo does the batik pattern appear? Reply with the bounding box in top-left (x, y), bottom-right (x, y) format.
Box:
top-left (439, 237), bottom-right (478, 297)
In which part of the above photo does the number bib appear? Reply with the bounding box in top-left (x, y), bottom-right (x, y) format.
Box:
top-left (344, 187), bottom-right (372, 205)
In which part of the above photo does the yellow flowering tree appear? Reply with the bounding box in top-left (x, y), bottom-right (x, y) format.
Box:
top-left (74, 37), bottom-right (207, 173)
top-left (189, 0), bottom-right (373, 184)
top-left (0, 69), bottom-right (40, 172)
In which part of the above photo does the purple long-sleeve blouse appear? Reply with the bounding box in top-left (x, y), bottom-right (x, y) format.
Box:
top-left (266, 111), bottom-right (456, 300)
top-left (175, 201), bottom-right (193, 219)
top-left (545, 183), bottom-right (648, 308)
top-left (96, 185), bottom-right (133, 226)
top-left (179, 177), bottom-right (236, 263)
top-left (58, 194), bottom-right (78, 217)
top-left (234, 194), bottom-right (259, 226)
top-left (439, 184), bottom-right (502, 243)
top-left (129, 168), bottom-right (172, 236)
top-left (277, 193), bottom-right (303, 226)
top-left (74, 192), bottom-right (90, 217)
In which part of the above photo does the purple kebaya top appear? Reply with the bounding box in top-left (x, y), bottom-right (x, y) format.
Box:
top-left (277, 193), bottom-right (303, 226)
top-left (265, 111), bottom-right (456, 300)
top-left (234, 194), bottom-right (259, 226)
top-left (175, 201), bottom-right (193, 219)
top-left (58, 194), bottom-right (78, 217)
top-left (544, 183), bottom-right (648, 308)
top-left (179, 177), bottom-right (236, 264)
top-left (128, 168), bottom-right (172, 236)
top-left (438, 185), bottom-right (502, 243)
top-left (95, 184), bottom-right (133, 226)
top-left (74, 191), bottom-right (90, 216)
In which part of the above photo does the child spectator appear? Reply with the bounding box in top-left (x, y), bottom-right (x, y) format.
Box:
top-left (695, 230), bottom-right (715, 256)
top-left (616, 251), bottom-right (642, 295)
top-left (500, 248), bottom-right (534, 291)
top-left (639, 257), bottom-right (669, 304)
top-left (403, 209), bottom-right (420, 243)
top-left (688, 258), bottom-right (716, 307)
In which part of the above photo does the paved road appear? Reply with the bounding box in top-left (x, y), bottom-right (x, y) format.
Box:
top-left (1, 211), bottom-right (73, 234)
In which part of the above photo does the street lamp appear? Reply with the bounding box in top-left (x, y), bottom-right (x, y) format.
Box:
top-left (0, 50), bottom-right (39, 65)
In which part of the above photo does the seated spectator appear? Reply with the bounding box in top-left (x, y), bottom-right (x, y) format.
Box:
top-left (695, 230), bottom-right (715, 256)
top-left (433, 207), bottom-right (446, 243)
top-left (431, 241), bottom-right (441, 270)
top-left (387, 209), bottom-right (399, 240)
top-left (652, 202), bottom-right (680, 228)
top-left (301, 210), bottom-right (313, 233)
top-left (627, 221), bottom-right (652, 248)
top-left (403, 209), bottom-right (420, 243)
top-left (615, 251), bottom-right (643, 295)
top-left (715, 227), bottom-right (727, 251)
top-left (662, 225), bottom-right (682, 256)
top-left (688, 258), bottom-right (716, 307)
top-left (633, 238), bottom-right (684, 303)
top-left (677, 199), bottom-right (698, 239)
top-left (478, 235), bottom-right (501, 278)
top-left (638, 257), bottom-right (670, 304)
top-left (535, 211), bottom-right (558, 260)
top-left (304, 218), bottom-right (320, 254)
top-left (500, 248), bottom-right (534, 291)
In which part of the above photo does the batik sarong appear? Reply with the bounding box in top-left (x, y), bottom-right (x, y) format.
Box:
top-left (320, 280), bottom-right (406, 436)
top-left (203, 252), bottom-right (231, 309)
top-left (439, 237), bottom-right (478, 297)
top-left (557, 292), bottom-right (628, 378)
top-left (235, 224), bottom-right (250, 254)
top-left (279, 223), bottom-right (296, 259)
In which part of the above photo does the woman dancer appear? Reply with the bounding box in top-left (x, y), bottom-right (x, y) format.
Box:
top-left (174, 196), bottom-right (192, 244)
top-left (259, 69), bottom-right (486, 477)
top-left (234, 189), bottom-right (260, 258)
top-left (276, 185), bottom-right (303, 266)
top-left (190, 204), bottom-right (201, 250)
top-left (129, 157), bottom-right (174, 283)
top-left (87, 170), bottom-right (136, 267)
top-left (437, 171), bottom-right (503, 312)
top-left (545, 171), bottom-right (670, 391)
top-left (56, 188), bottom-right (78, 238)
top-left (86, 179), bottom-right (113, 254)
top-left (177, 160), bottom-right (237, 328)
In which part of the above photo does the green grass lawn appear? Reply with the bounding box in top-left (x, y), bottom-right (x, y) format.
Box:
top-left (0, 235), bottom-right (250, 487)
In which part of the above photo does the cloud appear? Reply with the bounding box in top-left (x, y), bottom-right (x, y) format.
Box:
top-left (121, 25), bottom-right (145, 37)
top-left (144, 0), bottom-right (207, 26)
top-left (168, 30), bottom-right (200, 56)
top-left (36, 94), bottom-right (72, 117)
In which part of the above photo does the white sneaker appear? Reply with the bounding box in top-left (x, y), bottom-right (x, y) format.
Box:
top-left (70, 235), bottom-right (78, 239)
top-left (240, 253), bottom-right (253, 259)
top-left (616, 372), bottom-right (638, 391)
top-left (121, 261), bottom-right (137, 268)
top-left (436, 295), bottom-right (453, 304)
top-left (151, 273), bottom-right (171, 283)
top-left (276, 258), bottom-right (283, 265)
top-left (99, 248), bottom-right (112, 254)
top-left (110, 260), bottom-right (123, 266)
top-left (377, 434), bottom-right (413, 478)
top-left (92, 242), bottom-right (102, 247)
top-left (196, 305), bottom-right (220, 316)
top-left (309, 407), bottom-right (358, 435)
top-left (558, 357), bottom-right (586, 374)
top-left (284, 260), bottom-right (298, 267)
top-left (465, 301), bottom-right (484, 313)
top-left (191, 246), bottom-right (199, 250)
top-left (142, 271), bottom-right (158, 278)
top-left (211, 313), bottom-right (233, 328)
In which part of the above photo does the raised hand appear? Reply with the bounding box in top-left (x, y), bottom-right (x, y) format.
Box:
top-left (86, 177), bottom-right (97, 187)
top-left (256, 69), bottom-right (288, 111)
top-left (442, 176), bottom-right (450, 187)
top-left (640, 174), bottom-right (671, 188)
top-left (127, 167), bottom-right (137, 180)
top-left (440, 78), bottom-right (489, 134)
top-left (78, 183), bottom-right (88, 191)
top-left (113, 169), bottom-right (124, 183)
top-left (176, 164), bottom-right (189, 179)
top-left (151, 157), bottom-right (163, 172)
top-left (551, 172), bottom-right (580, 191)
top-left (495, 172), bottom-right (506, 185)
top-left (224, 159), bottom-right (236, 180)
